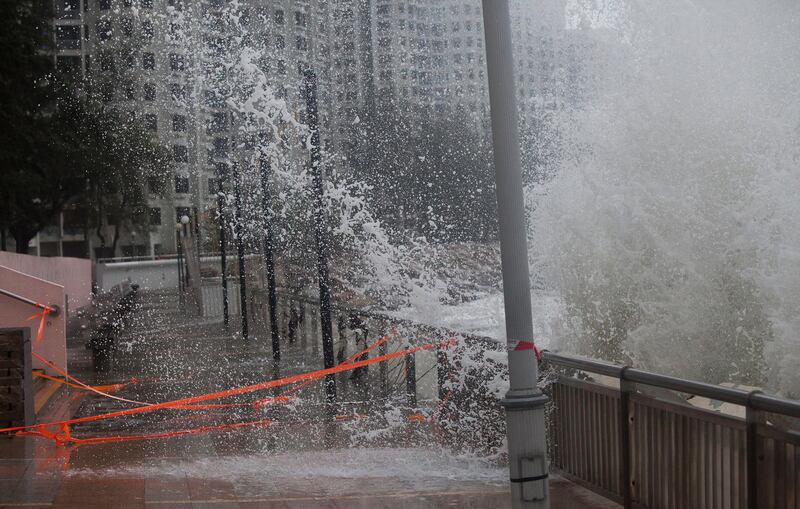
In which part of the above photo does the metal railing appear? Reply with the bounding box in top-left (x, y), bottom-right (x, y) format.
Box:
top-left (0, 288), bottom-right (60, 316)
top-left (542, 351), bottom-right (800, 509)
top-left (192, 282), bottom-right (800, 506)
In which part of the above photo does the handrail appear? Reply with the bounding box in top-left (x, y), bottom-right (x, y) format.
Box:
top-left (541, 350), bottom-right (800, 418)
top-left (0, 288), bottom-right (60, 316)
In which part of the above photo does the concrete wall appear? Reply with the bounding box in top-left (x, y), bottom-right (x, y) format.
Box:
top-left (96, 258), bottom-right (180, 292)
top-left (0, 266), bottom-right (67, 376)
top-left (0, 251), bottom-right (92, 310)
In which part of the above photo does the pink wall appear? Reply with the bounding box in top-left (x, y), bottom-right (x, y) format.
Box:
top-left (0, 251), bottom-right (92, 310)
top-left (0, 266), bottom-right (67, 376)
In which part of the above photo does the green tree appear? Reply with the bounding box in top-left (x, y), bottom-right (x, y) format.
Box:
top-left (0, 1), bottom-right (171, 254)
top-left (349, 103), bottom-right (497, 242)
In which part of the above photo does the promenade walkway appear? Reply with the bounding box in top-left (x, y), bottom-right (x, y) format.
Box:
top-left (0, 290), bottom-right (619, 508)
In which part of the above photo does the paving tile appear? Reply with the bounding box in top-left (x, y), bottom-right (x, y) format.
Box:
top-left (10, 478), bottom-right (62, 504)
top-left (145, 476), bottom-right (190, 502)
top-left (53, 477), bottom-right (145, 506)
top-left (0, 480), bottom-right (22, 503)
top-left (186, 479), bottom-right (237, 501)
top-left (191, 502), bottom-right (242, 509)
top-left (0, 460), bottom-right (30, 480)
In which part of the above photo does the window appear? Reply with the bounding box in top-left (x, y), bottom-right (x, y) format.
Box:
top-left (99, 0), bottom-right (111, 10)
top-left (169, 53), bottom-right (185, 71)
top-left (294, 11), bottom-right (306, 27)
top-left (120, 17), bottom-right (133, 37)
top-left (84, 24), bottom-right (89, 40)
top-left (295, 36), bottom-right (307, 51)
top-left (276, 59), bottom-right (286, 75)
top-left (212, 137), bottom-right (228, 158)
top-left (167, 0), bottom-right (183, 10)
top-left (207, 177), bottom-right (218, 194)
top-left (122, 82), bottom-right (135, 99)
top-left (149, 207), bottom-right (161, 226)
top-left (274, 9), bottom-right (284, 25)
top-left (172, 114), bottom-right (187, 131)
top-left (275, 35), bottom-right (284, 50)
top-left (141, 20), bottom-right (153, 40)
top-left (173, 145), bottom-right (188, 162)
top-left (204, 111), bottom-right (224, 133)
top-left (204, 90), bottom-right (223, 108)
top-left (56, 25), bottom-right (81, 49)
top-left (56, 56), bottom-right (82, 74)
top-left (97, 20), bottom-right (112, 41)
top-left (101, 82), bottom-right (114, 102)
top-left (170, 84), bottom-right (186, 101)
top-left (142, 52), bottom-right (155, 69)
top-left (144, 113), bottom-right (157, 131)
top-left (147, 177), bottom-right (162, 194)
top-left (143, 83), bottom-right (156, 101)
top-left (57, 0), bottom-right (80, 19)
top-left (140, 0), bottom-right (153, 8)
top-left (122, 52), bottom-right (135, 69)
top-left (99, 52), bottom-right (114, 71)
top-left (175, 176), bottom-right (190, 194)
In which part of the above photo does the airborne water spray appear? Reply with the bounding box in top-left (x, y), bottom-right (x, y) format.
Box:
top-left (529, 0), bottom-right (800, 397)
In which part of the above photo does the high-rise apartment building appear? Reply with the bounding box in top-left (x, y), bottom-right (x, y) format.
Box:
top-left (30, 0), bottom-right (585, 259)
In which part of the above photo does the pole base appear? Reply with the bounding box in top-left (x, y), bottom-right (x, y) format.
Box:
top-left (502, 390), bottom-right (549, 410)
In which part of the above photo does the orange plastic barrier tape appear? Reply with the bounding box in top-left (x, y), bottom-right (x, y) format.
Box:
top-left (26, 307), bottom-right (53, 345)
top-left (1, 338), bottom-right (451, 435)
top-left (31, 353), bottom-right (248, 411)
top-left (251, 334), bottom-right (391, 408)
top-left (33, 352), bottom-right (149, 406)
top-left (33, 372), bottom-right (127, 394)
top-left (18, 419), bottom-right (273, 447)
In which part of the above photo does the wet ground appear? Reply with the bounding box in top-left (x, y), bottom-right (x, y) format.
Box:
top-left (1, 289), bottom-right (619, 508)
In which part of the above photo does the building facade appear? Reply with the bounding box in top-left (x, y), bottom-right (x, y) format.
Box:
top-left (30, 0), bottom-right (584, 259)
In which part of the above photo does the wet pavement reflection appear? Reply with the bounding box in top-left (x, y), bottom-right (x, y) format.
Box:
top-left (1, 290), bottom-right (617, 508)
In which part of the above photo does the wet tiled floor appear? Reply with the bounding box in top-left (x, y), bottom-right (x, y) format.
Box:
top-left (1, 290), bottom-right (619, 508)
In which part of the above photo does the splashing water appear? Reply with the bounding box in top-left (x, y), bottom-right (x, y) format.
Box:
top-left (529, 0), bottom-right (800, 397)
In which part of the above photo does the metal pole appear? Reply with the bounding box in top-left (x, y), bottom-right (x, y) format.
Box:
top-left (232, 164), bottom-right (249, 340)
top-left (216, 182), bottom-right (230, 328)
top-left (481, 1), bottom-right (550, 507)
top-left (619, 377), bottom-right (634, 509)
top-left (177, 228), bottom-right (184, 308)
top-left (304, 68), bottom-right (336, 404)
top-left (405, 352), bottom-right (417, 407)
top-left (182, 223), bottom-right (191, 288)
top-left (259, 155), bottom-right (280, 361)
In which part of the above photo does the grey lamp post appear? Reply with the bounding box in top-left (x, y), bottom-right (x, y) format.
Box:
top-left (482, 1), bottom-right (550, 507)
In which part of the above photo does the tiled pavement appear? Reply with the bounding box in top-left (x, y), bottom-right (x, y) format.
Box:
top-left (1, 290), bottom-right (620, 508)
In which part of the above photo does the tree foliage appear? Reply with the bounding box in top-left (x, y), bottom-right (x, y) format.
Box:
top-left (0, 1), bottom-right (171, 254)
top-left (349, 104), bottom-right (497, 243)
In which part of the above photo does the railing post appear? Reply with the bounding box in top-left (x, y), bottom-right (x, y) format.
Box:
top-left (259, 156), bottom-right (280, 360)
top-left (437, 336), bottom-right (448, 400)
top-left (379, 324), bottom-right (388, 394)
top-left (406, 350), bottom-right (417, 407)
top-left (746, 391), bottom-right (763, 509)
top-left (619, 369), bottom-right (634, 509)
top-left (232, 163), bottom-right (249, 341)
top-left (303, 68), bottom-right (336, 404)
top-left (216, 180), bottom-right (229, 329)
